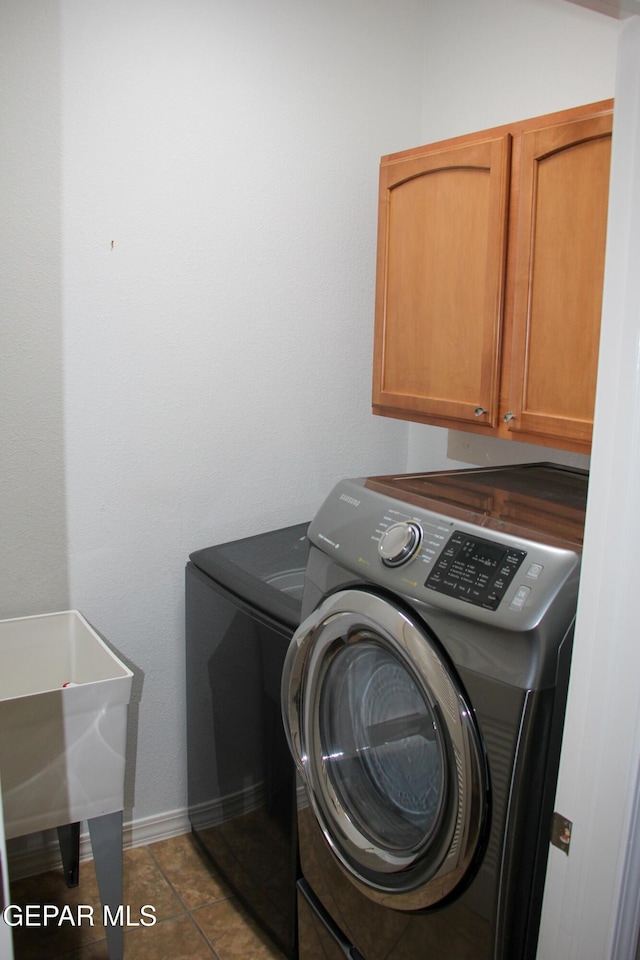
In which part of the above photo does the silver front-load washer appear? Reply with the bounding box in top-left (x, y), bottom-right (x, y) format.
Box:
top-left (282, 463), bottom-right (587, 960)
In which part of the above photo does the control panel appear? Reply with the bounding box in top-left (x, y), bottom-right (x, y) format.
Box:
top-left (425, 531), bottom-right (526, 611)
top-left (308, 477), bottom-right (582, 627)
top-left (369, 511), bottom-right (535, 611)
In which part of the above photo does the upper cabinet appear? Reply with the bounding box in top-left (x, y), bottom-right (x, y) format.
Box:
top-left (372, 100), bottom-right (613, 454)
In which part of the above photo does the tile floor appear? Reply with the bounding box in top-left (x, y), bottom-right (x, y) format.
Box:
top-left (7, 832), bottom-right (288, 960)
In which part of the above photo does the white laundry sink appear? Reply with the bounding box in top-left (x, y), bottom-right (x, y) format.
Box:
top-left (0, 611), bottom-right (132, 840)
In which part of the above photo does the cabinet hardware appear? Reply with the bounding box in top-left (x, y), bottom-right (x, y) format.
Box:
top-left (503, 411), bottom-right (516, 422)
top-left (474, 407), bottom-right (487, 417)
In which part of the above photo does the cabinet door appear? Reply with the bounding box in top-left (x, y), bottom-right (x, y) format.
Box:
top-left (505, 112), bottom-right (612, 447)
top-left (372, 136), bottom-right (511, 427)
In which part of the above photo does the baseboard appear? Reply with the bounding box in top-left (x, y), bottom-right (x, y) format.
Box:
top-left (6, 807), bottom-right (192, 881)
top-left (188, 782), bottom-right (265, 832)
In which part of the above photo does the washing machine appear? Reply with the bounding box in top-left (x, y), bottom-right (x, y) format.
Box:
top-left (281, 463), bottom-right (588, 960)
top-left (186, 522), bottom-right (309, 959)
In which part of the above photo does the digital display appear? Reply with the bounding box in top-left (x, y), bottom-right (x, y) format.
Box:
top-left (463, 540), bottom-right (507, 570)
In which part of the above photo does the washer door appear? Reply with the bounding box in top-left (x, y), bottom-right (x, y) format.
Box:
top-left (282, 589), bottom-right (488, 911)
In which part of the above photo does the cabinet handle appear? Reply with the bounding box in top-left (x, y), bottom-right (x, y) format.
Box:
top-left (474, 407), bottom-right (487, 417)
top-left (503, 411), bottom-right (516, 422)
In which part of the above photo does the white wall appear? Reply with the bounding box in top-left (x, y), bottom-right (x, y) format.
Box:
top-left (0, 1), bottom-right (69, 618)
top-left (1, 0), bottom-right (427, 840)
top-left (409, 0), bottom-right (619, 472)
top-left (57, 0), bottom-right (424, 825)
top-left (420, 0), bottom-right (617, 142)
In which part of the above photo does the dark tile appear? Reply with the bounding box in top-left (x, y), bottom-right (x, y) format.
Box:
top-left (121, 914), bottom-right (217, 960)
top-left (56, 941), bottom-right (110, 960)
top-left (9, 845), bottom-right (185, 959)
top-left (193, 898), bottom-right (287, 960)
top-left (9, 858), bottom-right (108, 960)
top-left (148, 833), bottom-right (232, 910)
top-left (7, 835), bottom-right (284, 960)
top-left (55, 914), bottom-right (217, 960)
top-left (121, 846), bottom-right (185, 921)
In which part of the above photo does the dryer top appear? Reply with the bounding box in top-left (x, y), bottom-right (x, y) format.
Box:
top-left (367, 462), bottom-right (587, 547)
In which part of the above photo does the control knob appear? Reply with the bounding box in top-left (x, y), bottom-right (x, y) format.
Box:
top-left (378, 521), bottom-right (423, 567)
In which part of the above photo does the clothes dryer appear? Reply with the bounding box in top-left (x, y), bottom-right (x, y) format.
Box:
top-left (282, 464), bottom-right (587, 960)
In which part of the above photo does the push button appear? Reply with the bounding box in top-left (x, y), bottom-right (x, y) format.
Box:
top-left (510, 585), bottom-right (531, 610)
top-left (526, 563), bottom-right (544, 579)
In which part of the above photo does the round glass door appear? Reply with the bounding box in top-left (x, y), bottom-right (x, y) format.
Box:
top-left (320, 641), bottom-right (445, 853)
top-left (283, 589), bottom-right (488, 910)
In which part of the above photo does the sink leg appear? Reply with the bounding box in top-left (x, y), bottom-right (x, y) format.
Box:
top-left (57, 822), bottom-right (81, 888)
top-left (88, 810), bottom-right (124, 960)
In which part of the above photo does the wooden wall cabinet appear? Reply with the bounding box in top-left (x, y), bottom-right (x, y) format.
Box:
top-left (372, 100), bottom-right (613, 454)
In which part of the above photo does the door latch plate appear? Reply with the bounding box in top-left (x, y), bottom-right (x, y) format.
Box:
top-left (551, 812), bottom-right (572, 855)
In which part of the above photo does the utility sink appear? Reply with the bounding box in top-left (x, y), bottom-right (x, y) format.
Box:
top-left (0, 610), bottom-right (132, 840)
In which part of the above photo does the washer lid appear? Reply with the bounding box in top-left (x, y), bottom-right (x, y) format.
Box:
top-left (282, 588), bottom-right (489, 911)
top-left (189, 522), bottom-right (309, 628)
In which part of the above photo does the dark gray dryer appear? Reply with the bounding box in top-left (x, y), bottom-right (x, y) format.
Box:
top-left (186, 522), bottom-right (309, 959)
top-left (282, 464), bottom-right (587, 960)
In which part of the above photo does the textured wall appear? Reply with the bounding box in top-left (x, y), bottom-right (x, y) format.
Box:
top-left (59, 0), bottom-right (421, 823)
top-left (0, 1), bottom-right (69, 619)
